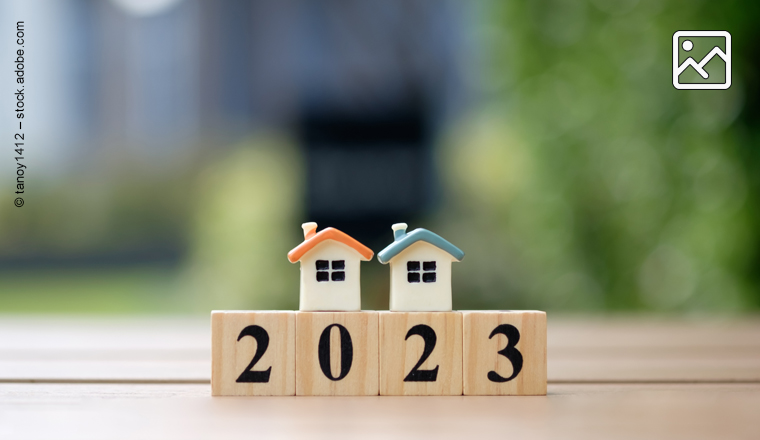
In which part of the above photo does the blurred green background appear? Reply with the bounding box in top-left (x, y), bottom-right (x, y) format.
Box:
top-left (1, 0), bottom-right (758, 314)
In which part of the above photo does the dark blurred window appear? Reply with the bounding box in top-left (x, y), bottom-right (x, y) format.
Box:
top-left (302, 107), bottom-right (433, 246)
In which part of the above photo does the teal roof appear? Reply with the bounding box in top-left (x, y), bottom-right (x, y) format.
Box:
top-left (377, 228), bottom-right (465, 264)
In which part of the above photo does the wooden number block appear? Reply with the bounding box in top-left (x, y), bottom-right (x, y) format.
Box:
top-left (462, 311), bottom-right (547, 396)
top-left (295, 311), bottom-right (379, 396)
top-left (379, 312), bottom-right (463, 395)
top-left (211, 311), bottom-right (295, 396)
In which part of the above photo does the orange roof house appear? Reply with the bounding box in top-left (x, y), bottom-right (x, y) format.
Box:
top-left (288, 222), bottom-right (373, 311)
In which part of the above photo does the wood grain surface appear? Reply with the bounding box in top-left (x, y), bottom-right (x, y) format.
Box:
top-left (1, 314), bottom-right (759, 439)
top-left (295, 311), bottom-right (379, 395)
top-left (462, 310), bottom-right (546, 395)
top-left (1, 383), bottom-right (758, 440)
top-left (211, 311), bottom-right (295, 396)
top-left (379, 311), bottom-right (462, 395)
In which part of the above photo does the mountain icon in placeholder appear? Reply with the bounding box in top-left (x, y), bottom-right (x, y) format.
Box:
top-left (673, 31), bottom-right (731, 90)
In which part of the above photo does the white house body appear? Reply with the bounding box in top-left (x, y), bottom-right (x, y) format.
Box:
top-left (388, 241), bottom-right (456, 312)
top-left (288, 223), bottom-right (374, 312)
top-left (298, 240), bottom-right (364, 311)
top-left (378, 223), bottom-right (465, 312)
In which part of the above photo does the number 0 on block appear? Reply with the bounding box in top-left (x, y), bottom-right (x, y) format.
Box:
top-left (295, 311), bottom-right (379, 396)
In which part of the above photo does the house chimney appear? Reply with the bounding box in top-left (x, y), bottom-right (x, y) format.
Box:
top-left (391, 223), bottom-right (408, 241)
top-left (301, 222), bottom-right (318, 239)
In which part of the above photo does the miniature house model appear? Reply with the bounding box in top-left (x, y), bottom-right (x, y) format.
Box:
top-left (288, 222), bottom-right (374, 311)
top-left (377, 223), bottom-right (465, 312)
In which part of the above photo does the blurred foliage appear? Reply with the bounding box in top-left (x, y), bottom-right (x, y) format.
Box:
top-left (0, 267), bottom-right (180, 313)
top-left (3, 0), bottom-right (760, 314)
top-left (442, 0), bottom-right (760, 312)
top-left (0, 135), bottom-right (305, 313)
top-left (0, 156), bottom-right (194, 260)
top-left (180, 134), bottom-right (304, 311)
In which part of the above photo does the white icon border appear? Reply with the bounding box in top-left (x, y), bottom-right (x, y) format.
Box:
top-left (672, 30), bottom-right (731, 90)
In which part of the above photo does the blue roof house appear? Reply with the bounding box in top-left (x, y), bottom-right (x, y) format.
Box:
top-left (377, 223), bottom-right (465, 311)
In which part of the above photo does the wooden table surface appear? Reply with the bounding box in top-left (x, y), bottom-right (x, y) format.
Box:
top-left (1, 315), bottom-right (758, 439)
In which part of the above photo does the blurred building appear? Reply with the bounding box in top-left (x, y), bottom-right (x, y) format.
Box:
top-left (0, 0), bottom-right (471, 266)
top-left (200, 0), bottom-right (470, 246)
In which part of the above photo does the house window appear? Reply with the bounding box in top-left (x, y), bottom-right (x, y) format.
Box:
top-left (316, 260), bottom-right (345, 282)
top-left (407, 261), bottom-right (436, 283)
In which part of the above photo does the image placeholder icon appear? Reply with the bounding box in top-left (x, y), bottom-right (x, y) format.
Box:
top-left (673, 31), bottom-right (731, 90)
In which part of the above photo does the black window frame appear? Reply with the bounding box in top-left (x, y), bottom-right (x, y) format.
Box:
top-left (316, 259), bottom-right (346, 282)
top-left (407, 260), bottom-right (436, 284)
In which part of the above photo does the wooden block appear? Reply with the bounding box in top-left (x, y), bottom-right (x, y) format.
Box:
top-left (295, 311), bottom-right (379, 396)
top-left (211, 311), bottom-right (295, 396)
top-left (379, 311), bottom-right (463, 395)
top-left (462, 310), bottom-right (546, 395)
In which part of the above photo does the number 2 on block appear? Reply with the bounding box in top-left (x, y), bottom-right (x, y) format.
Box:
top-left (403, 324), bottom-right (439, 382)
top-left (235, 325), bottom-right (272, 383)
top-left (488, 324), bottom-right (523, 383)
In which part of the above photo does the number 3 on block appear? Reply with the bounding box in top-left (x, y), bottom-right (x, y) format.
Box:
top-left (487, 324), bottom-right (523, 383)
top-left (462, 311), bottom-right (547, 396)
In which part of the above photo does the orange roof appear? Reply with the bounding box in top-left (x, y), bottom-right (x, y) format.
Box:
top-left (287, 227), bottom-right (374, 263)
